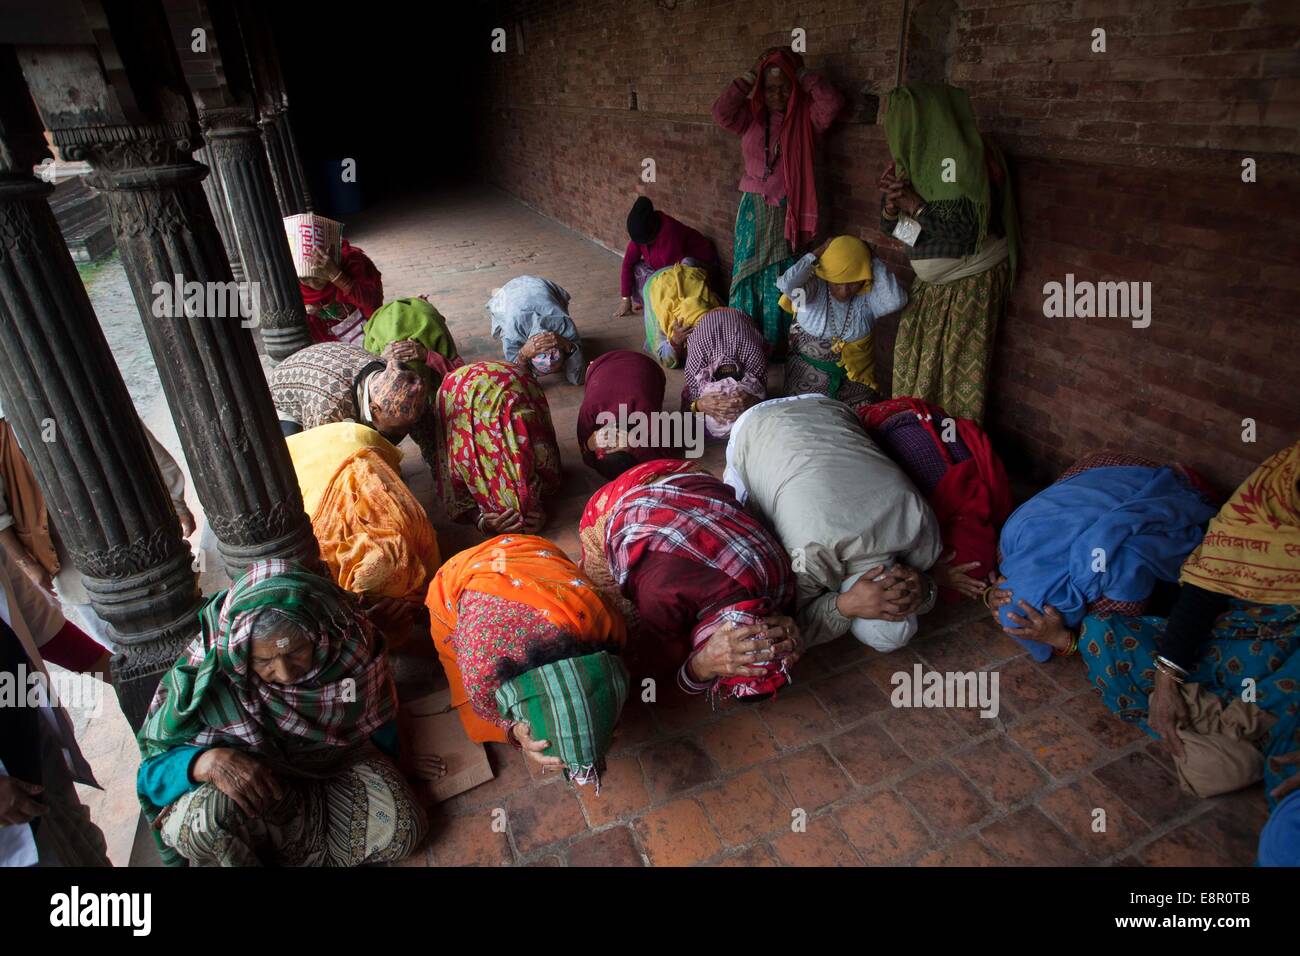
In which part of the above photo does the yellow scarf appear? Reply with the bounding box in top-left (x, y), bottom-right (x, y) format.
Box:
top-left (778, 236), bottom-right (874, 314)
top-left (648, 264), bottom-right (721, 339)
top-left (1179, 441), bottom-right (1300, 604)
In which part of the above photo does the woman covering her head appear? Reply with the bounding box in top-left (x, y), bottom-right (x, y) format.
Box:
top-left (858, 397), bottom-right (1013, 602)
top-left (681, 308), bottom-right (768, 439)
top-left (578, 458), bottom-right (709, 624)
top-left (433, 361), bottom-right (562, 537)
top-left (487, 276), bottom-right (586, 385)
top-left (425, 535), bottom-right (629, 788)
top-left (364, 297), bottom-right (464, 386)
top-left (296, 237), bottom-right (384, 345)
top-left (880, 83), bottom-right (1019, 424)
top-left (577, 350), bottom-right (681, 480)
top-left (988, 452), bottom-right (1217, 664)
top-left (642, 263), bottom-right (722, 369)
top-left (616, 196), bottom-right (719, 317)
top-left (286, 422), bottom-right (441, 634)
top-left (601, 468), bottom-right (801, 701)
top-left (778, 236), bottom-right (908, 409)
top-left (712, 46), bottom-right (844, 348)
top-left (1070, 442), bottom-right (1300, 806)
top-left (136, 560), bottom-right (432, 867)
top-left (725, 395), bottom-right (943, 653)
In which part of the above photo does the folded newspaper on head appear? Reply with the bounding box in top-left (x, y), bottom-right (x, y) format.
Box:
top-left (283, 213), bottom-right (343, 278)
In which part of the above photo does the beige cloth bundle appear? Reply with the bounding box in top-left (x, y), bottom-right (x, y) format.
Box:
top-left (1172, 682), bottom-right (1276, 798)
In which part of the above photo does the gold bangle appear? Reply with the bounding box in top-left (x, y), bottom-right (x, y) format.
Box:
top-left (981, 585), bottom-right (995, 609)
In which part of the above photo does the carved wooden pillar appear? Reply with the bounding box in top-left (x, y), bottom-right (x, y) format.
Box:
top-left (196, 142), bottom-right (246, 284)
top-left (258, 105), bottom-right (312, 216)
top-left (18, 2), bottom-right (318, 578)
top-left (235, 1), bottom-right (313, 214)
top-left (0, 48), bottom-right (202, 728)
top-left (49, 119), bottom-right (320, 576)
top-left (200, 106), bottom-right (310, 359)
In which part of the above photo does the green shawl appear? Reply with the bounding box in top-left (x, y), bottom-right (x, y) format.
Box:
top-left (495, 651), bottom-right (629, 789)
top-left (884, 83), bottom-right (1020, 283)
top-left (364, 297), bottom-right (460, 382)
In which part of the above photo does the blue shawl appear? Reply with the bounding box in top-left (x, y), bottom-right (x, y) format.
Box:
top-left (997, 466), bottom-right (1215, 661)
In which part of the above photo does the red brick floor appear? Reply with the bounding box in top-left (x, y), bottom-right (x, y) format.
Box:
top-left (341, 186), bottom-right (1268, 867)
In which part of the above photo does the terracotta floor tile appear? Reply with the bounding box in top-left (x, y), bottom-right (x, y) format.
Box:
top-left (808, 665), bottom-right (891, 725)
top-left (427, 811), bottom-right (514, 866)
top-left (1009, 709), bottom-right (1104, 778)
top-left (877, 704), bottom-right (971, 762)
top-left (633, 798), bottom-right (722, 866)
top-left (638, 736), bottom-right (719, 799)
top-left (1055, 688), bottom-right (1148, 750)
top-left (858, 645), bottom-right (926, 696)
top-left (756, 685), bottom-right (837, 749)
top-left (716, 844), bottom-right (779, 866)
top-left (764, 745), bottom-right (855, 811)
top-left (1093, 751), bottom-right (1200, 827)
top-left (827, 720), bottom-right (914, 786)
top-left (801, 635), bottom-right (874, 675)
top-left (930, 598), bottom-right (991, 632)
top-left (993, 656), bottom-right (1066, 718)
top-left (915, 836), bottom-right (1003, 866)
top-left (1139, 824), bottom-right (1237, 867)
top-left (648, 684), bottom-right (717, 735)
top-left (770, 814), bottom-right (863, 866)
top-left (608, 699), bottom-right (659, 754)
top-left (914, 617), bottom-right (1020, 673)
top-left (835, 790), bottom-right (933, 864)
top-left (506, 780), bottom-right (589, 855)
top-left (1190, 786), bottom-right (1270, 866)
top-left (565, 826), bottom-right (646, 867)
top-left (950, 736), bottom-right (1049, 806)
top-left (698, 708), bottom-right (779, 772)
top-left (897, 763), bottom-right (993, 835)
top-left (1043, 654), bottom-right (1096, 694)
top-left (576, 755), bottom-right (651, 827)
top-left (697, 769), bottom-right (791, 845)
top-left (1037, 774), bottom-right (1151, 859)
top-left (979, 807), bottom-right (1089, 865)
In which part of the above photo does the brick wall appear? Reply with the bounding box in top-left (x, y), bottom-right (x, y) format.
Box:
top-left (482, 0), bottom-right (1300, 492)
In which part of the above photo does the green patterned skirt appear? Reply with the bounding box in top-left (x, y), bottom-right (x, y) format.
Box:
top-left (729, 192), bottom-right (796, 351)
top-left (891, 258), bottom-right (1011, 424)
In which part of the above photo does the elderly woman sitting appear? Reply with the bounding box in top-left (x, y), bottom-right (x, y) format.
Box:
top-left (426, 535), bottom-right (629, 787)
top-left (681, 308), bottom-right (768, 439)
top-left (136, 560), bottom-right (437, 867)
top-left (594, 463), bottom-right (801, 701)
top-left (777, 236), bottom-right (907, 408)
top-left (725, 395), bottom-right (942, 653)
top-left (487, 276), bottom-right (586, 385)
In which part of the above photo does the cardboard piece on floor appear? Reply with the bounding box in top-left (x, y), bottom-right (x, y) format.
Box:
top-left (402, 689), bottom-right (494, 802)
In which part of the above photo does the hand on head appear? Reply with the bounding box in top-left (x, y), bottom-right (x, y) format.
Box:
top-left (689, 615), bottom-right (801, 682)
top-left (381, 338), bottom-right (427, 367)
top-left (837, 565), bottom-right (919, 621)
